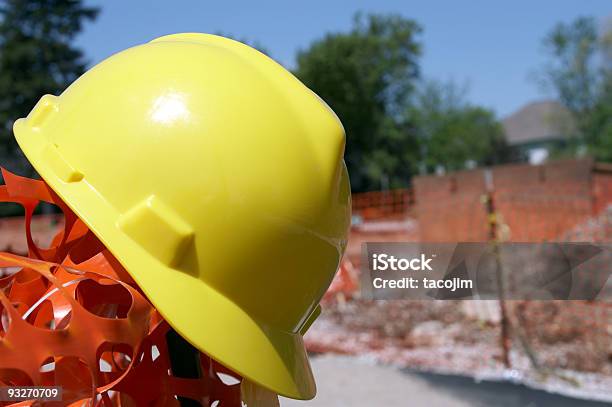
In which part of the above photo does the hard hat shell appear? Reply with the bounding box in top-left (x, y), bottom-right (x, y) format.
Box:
top-left (14, 33), bottom-right (350, 400)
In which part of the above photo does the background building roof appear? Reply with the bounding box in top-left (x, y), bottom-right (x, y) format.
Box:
top-left (502, 100), bottom-right (575, 146)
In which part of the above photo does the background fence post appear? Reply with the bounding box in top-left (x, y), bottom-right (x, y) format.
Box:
top-left (484, 169), bottom-right (511, 368)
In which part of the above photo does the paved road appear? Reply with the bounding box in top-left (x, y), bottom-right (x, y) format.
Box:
top-left (281, 355), bottom-right (611, 407)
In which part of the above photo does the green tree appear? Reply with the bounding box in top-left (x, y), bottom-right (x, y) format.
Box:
top-left (0, 0), bottom-right (99, 175)
top-left (541, 16), bottom-right (612, 160)
top-left (410, 80), bottom-right (510, 173)
top-left (294, 13), bottom-right (422, 192)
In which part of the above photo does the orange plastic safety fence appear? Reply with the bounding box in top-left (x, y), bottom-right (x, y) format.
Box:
top-left (351, 189), bottom-right (413, 221)
top-left (0, 169), bottom-right (253, 406)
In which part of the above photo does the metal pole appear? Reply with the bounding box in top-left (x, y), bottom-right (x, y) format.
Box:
top-left (166, 328), bottom-right (203, 406)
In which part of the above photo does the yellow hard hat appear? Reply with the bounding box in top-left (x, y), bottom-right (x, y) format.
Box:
top-left (14, 33), bottom-right (350, 399)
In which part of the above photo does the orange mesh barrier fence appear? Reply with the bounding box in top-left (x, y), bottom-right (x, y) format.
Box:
top-left (0, 169), bottom-right (277, 407)
top-left (351, 189), bottom-right (414, 220)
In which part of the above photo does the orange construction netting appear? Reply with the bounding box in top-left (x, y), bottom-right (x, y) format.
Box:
top-left (0, 169), bottom-right (278, 406)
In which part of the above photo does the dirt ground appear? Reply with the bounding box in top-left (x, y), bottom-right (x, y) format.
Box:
top-left (305, 299), bottom-right (612, 403)
top-left (281, 355), bottom-right (612, 407)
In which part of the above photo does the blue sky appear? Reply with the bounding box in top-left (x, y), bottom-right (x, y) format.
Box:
top-left (76, 1), bottom-right (610, 117)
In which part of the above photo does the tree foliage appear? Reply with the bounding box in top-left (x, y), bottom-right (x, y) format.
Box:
top-left (541, 16), bottom-right (612, 160)
top-left (295, 13), bottom-right (511, 191)
top-left (410, 80), bottom-right (510, 173)
top-left (294, 13), bottom-right (422, 192)
top-left (0, 0), bottom-right (98, 174)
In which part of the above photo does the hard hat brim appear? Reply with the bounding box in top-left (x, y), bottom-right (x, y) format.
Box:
top-left (14, 120), bottom-right (317, 400)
